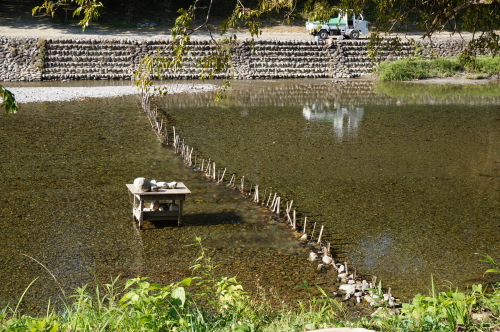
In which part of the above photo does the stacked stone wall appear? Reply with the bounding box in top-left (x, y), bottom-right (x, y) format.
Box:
top-left (0, 37), bottom-right (43, 81)
top-left (0, 37), bottom-right (472, 82)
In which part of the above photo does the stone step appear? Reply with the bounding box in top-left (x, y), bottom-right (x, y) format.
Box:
top-left (44, 61), bottom-right (133, 66)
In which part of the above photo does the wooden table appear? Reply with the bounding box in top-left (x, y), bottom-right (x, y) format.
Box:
top-left (126, 182), bottom-right (191, 228)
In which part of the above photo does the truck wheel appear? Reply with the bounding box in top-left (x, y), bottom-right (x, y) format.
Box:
top-left (319, 30), bottom-right (329, 40)
top-left (350, 30), bottom-right (360, 39)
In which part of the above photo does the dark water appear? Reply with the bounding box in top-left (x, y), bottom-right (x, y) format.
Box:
top-left (159, 79), bottom-right (500, 298)
top-left (1, 79), bottom-right (500, 314)
top-left (0, 92), bottom-right (324, 313)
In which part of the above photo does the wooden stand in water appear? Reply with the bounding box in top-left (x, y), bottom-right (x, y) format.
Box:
top-left (126, 183), bottom-right (191, 228)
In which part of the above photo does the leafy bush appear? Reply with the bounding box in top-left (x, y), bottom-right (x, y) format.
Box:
top-left (377, 56), bottom-right (500, 81)
top-left (4, 246), bottom-right (500, 331)
top-left (376, 59), bottom-right (431, 81)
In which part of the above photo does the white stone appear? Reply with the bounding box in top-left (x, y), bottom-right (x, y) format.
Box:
top-left (322, 255), bottom-right (333, 265)
top-left (133, 177), bottom-right (150, 192)
top-left (339, 283), bottom-right (356, 295)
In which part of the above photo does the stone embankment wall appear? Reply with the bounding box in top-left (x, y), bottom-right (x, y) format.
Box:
top-left (0, 37), bottom-right (470, 82)
top-left (0, 37), bottom-right (43, 81)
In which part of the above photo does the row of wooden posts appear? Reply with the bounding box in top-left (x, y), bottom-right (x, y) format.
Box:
top-left (136, 84), bottom-right (330, 248)
top-left (136, 86), bottom-right (395, 307)
top-left (169, 124), bottom-right (329, 248)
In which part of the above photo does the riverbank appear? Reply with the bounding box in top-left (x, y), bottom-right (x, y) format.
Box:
top-left (2, 83), bottom-right (217, 103)
top-left (2, 80), bottom-right (500, 330)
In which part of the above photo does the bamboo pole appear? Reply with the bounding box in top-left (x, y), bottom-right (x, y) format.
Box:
top-left (292, 210), bottom-right (296, 229)
top-left (240, 176), bottom-right (245, 192)
top-left (303, 216), bottom-right (307, 234)
top-left (218, 168), bottom-right (226, 183)
top-left (317, 225), bottom-right (324, 245)
top-left (311, 222), bottom-right (317, 242)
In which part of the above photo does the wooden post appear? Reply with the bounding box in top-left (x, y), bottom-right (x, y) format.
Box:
top-left (317, 225), bottom-right (324, 245)
top-left (219, 168), bottom-right (226, 183)
top-left (311, 222), bottom-right (316, 242)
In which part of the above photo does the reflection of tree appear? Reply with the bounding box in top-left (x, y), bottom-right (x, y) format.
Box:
top-left (302, 102), bottom-right (364, 141)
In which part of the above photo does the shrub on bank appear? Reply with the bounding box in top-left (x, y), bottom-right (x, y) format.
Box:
top-left (376, 56), bottom-right (500, 81)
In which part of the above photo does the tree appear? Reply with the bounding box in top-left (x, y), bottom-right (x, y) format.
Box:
top-left (0, 86), bottom-right (19, 115)
top-left (368, 0), bottom-right (500, 62)
top-left (28, 0), bottom-right (500, 92)
top-left (32, 0), bottom-right (500, 55)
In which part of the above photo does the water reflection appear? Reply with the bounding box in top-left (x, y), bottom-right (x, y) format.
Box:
top-left (0, 93), bottom-right (322, 313)
top-left (303, 102), bottom-right (364, 141)
top-left (160, 79), bottom-right (500, 298)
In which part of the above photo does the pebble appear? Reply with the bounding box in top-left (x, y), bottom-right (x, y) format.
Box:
top-left (5, 84), bottom-right (218, 104)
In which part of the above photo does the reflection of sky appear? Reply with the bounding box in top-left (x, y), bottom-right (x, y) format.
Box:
top-left (302, 102), bottom-right (364, 141)
top-left (354, 231), bottom-right (427, 278)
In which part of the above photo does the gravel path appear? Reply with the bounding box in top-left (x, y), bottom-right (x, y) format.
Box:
top-left (6, 83), bottom-right (217, 103)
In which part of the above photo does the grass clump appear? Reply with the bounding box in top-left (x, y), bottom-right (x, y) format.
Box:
top-left (376, 56), bottom-right (500, 81)
top-left (2, 242), bottom-right (500, 332)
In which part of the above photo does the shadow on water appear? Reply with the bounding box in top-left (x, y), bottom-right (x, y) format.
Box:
top-left (158, 78), bottom-right (500, 299)
top-left (147, 211), bottom-right (246, 229)
top-left (2, 78), bottom-right (500, 314)
top-left (0, 92), bottom-right (322, 314)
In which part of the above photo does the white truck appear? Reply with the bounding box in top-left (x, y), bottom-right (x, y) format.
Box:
top-left (305, 11), bottom-right (368, 40)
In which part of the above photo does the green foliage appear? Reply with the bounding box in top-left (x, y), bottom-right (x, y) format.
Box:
top-left (0, 238), bottom-right (349, 332)
top-left (32, 0), bottom-right (104, 31)
top-left (7, 249), bottom-right (500, 331)
top-left (376, 59), bottom-right (433, 81)
top-left (0, 86), bottom-right (19, 116)
top-left (466, 56), bottom-right (500, 76)
top-left (477, 253), bottom-right (500, 275)
top-left (374, 56), bottom-right (500, 81)
top-left (364, 276), bottom-right (490, 332)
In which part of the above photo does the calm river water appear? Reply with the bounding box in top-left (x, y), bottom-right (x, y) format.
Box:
top-left (0, 86), bottom-right (319, 313)
top-left (159, 79), bottom-right (500, 298)
top-left (1, 79), bottom-right (499, 313)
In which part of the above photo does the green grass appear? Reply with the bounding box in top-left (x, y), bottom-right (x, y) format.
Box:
top-left (376, 56), bottom-right (500, 81)
top-left (2, 242), bottom-right (500, 332)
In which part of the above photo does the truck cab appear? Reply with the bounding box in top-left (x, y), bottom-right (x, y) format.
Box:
top-left (305, 11), bottom-right (369, 40)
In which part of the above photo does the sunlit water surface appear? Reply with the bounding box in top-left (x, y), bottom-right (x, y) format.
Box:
top-left (158, 79), bottom-right (500, 298)
top-left (1, 79), bottom-right (500, 313)
top-left (0, 89), bottom-right (321, 313)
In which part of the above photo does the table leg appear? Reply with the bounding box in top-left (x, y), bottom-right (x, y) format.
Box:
top-left (178, 199), bottom-right (184, 226)
top-left (138, 199), bottom-right (144, 229)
